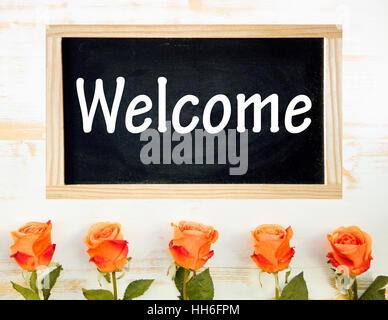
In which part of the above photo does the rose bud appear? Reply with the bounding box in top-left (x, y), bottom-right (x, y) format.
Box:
top-left (251, 224), bottom-right (295, 273)
top-left (327, 226), bottom-right (372, 276)
top-left (169, 221), bottom-right (218, 270)
top-left (10, 221), bottom-right (56, 271)
top-left (84, 222), bottom-right (128, 273)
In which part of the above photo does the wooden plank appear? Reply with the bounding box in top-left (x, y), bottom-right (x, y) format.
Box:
top-left (46, 24), bottom-right (342, 38)
top-left (325, 38), bottom-right (343, 185)
top-left (47, 184), bottom-right (341, 199)
top-left (46, 35), bottom-right (64, 186)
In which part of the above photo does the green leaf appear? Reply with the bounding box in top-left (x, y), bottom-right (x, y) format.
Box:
top-left (285, 270), bottom-right (291, 284)
top-left (376, 289), bottom-right (387, 299)
top-left (360, 276), bottom-right (388, 300)
top-left (103, 273), bottom-right (111, 283)
top-left (174, 266), bottom-right (185, 299)
top-left (98, 270), bottom-right (111, 283)
top-left (186, 268), bottom-right (214, 300)
top-left (11, 282), bottom-right (40, 300)
top-left (123, 279), bottom-right (154, 300)
top-left (82, 288), bottom-right (114, 300)
top-left (29, 271), bottom-right (38, 294)
top-left (279, 272), bottom-right (308, 300)
top-left (41, 264), bottom-right (63, 300)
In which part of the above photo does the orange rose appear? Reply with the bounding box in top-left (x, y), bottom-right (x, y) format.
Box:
top-left (251, 224), bottom-right (295, 273)
top-left (10, 221), bottom-right (56, 271)
top-left (84, 222), bottom-right (128, 273)
top-left (169, 221), bottom-right (218, 270)
top-left (327, 226), bottom-right (372, 276)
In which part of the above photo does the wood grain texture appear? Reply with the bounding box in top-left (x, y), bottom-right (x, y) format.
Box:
top-left (0, 120), bottom-right (44, 140)
top-left (325, 38), bottom-right (343, 186)
top-left (0, 0), bottom-right (387, 300)
top-left (46, 24), bottom-right (342, 199)
top-left (46, 35), bottom-right (64, 187)
top-left (46, 24), bottom-right (342, 38)
top-left (46, 184), bottom-right (342, 199)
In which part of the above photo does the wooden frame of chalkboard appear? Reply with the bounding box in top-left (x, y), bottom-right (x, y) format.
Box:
top-left (46, 25), bottom-right (342, 199)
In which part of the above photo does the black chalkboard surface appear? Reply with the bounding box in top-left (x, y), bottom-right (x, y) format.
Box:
top-left (62, 38), bottom-right (323, 184)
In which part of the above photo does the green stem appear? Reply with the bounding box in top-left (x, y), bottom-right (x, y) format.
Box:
top-left (352, 277), bottom-right (358, 300)
top-left (112, 271), bottom-right (118, 300)
top-left (30, 270), bottom-right (38, 294)
top-left (182, 268), bottom-right (189, 300)
top-left (274, 272), bottom-right (281, 300)
top-left (347, 287), bottom-right (353, 300)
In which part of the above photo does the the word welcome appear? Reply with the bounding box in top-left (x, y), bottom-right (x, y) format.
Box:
top-left (76, 76), bottom-right (313, 135)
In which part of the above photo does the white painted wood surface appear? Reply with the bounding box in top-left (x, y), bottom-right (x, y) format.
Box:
top-left (0, 0), bottom-right (387, 300)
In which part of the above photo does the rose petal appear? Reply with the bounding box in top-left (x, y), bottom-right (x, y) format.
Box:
top-left (10, 251), bottom-right (36, 271)
top-left (38, 244), bottom-right (56, 267)
top-left (251, 253), bottom-right (276, 273)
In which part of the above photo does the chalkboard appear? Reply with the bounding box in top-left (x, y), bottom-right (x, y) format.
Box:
top-left (61, 37), bottom-right (324, 185)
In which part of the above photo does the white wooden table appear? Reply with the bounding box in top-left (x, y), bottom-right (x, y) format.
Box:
top-left (0, 0), bottom-right (387, 299)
